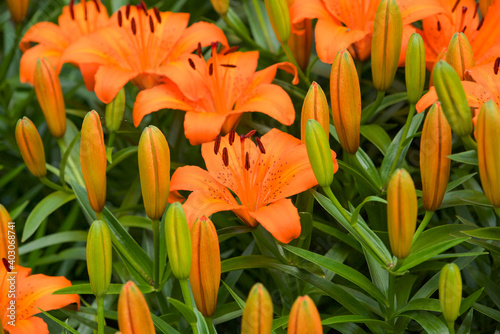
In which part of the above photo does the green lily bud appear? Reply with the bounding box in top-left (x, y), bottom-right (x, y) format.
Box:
top-left (432, 60), bottom-right (472, 137)
top-left (165, 203), bottom-right (192, 280)
top-left (265, 0), bottom-right (291, 44)
top-left (87, 220), bottom-right (112, 298)
top-left (241, 283), bottom-right (273, 334)
top-left (446, 33), bottom-right (475, 80)
top-left (405, 33), bottom-right (426, 104)
top-left (371, 0), bottom-right (403, 91)
top-left (439, 263), bottom-right (462, 324)
top-left (305, 119), bottom-right (334, 188)
top-left (105, 88), bottom-right (126, 133)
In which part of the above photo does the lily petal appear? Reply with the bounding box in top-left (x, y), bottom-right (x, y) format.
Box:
top-left (19, 45), bottom-right (61, 84)
top-left (470, 0), bottom-right (500, 60)
top-left (398, 0), bottom-right (447, 24)
top-left (5, 317), bottom-right (49, 334)
top-left (94, 65), bottom-right (138, 103)
top-left (184, 112), bottom-right (228, 145)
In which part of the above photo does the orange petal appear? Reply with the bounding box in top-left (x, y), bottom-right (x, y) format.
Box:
top-left (184, 112), bottom-right (228, 145)
top-left (19, 22), bottom-right (68, 52)
top-left (249, 198), bottom-right (301, 244)
top-left (79, 63), bottom-right (99, 91)
top-left (94, 65), bottom-right (137, 103)
top-left (468, 64), bottom-right (500, 103)
top-left (470, 0), bottom-right (500, 60)
top-left (5, 316), bottom-right (49, 334)
top-left (398, 0), bottom-right (447, 24)
top-left (289, 0), bottom-right (332, 25)
top-left (416, 87), bottom-right (438, 113)
top-left (398, 25), bottom-right (418, 67)
top-left (19, 45), bottom-right (62, 85)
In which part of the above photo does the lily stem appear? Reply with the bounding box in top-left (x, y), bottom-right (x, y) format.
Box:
top-left (387, 263), bottom-right (397, 325)
top-left (387, 103), bottom-right (416, 178)
top-left (180, 279), bottom-right (199, 334)
top-left (461, 134), bottom-right (477, 151)
top-left (413, 210), bottom-right (434, 243)
top-left (57, 138), bottom-right (86, 187)
top-left (96, 295), bottom-right (105, 334)
top-left (151, 219), bottom-right (160, 290)
top-left (206, 317), bottom-right (216, 334)
top-left (39, 176), bottom-right (72, 193)
top-left (281, 43), bottom-right (312, 87)
top-left (447, 321), bottom-right (455, 334)
top-left (361, 91), bottom-right (386, 123)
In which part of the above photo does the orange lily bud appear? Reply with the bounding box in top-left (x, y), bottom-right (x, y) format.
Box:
top-left (432, 60), bottom-right (472, 137)
top-left (190, 216), bottom-right (221, 317)
top-left (138, 126), bottom-right (171, 221)
top-left (165, 203), bottom-right (192, 280)
top-left (420, 103), bottom-right (452, 211)
top-left (446, 33), bottom-right (475, 80)
top-left (288, 19), bottom-right (313, 71)
top-left (479, 0), bottom-right (494, 18)
top-left (81, 110), bottom-right (107, 213)
top-left (15, 117), bottom-right (46, 178)
top-left (476, 100), bottom-right (500, 207)
top-left (210, 0), bottom-right (229, 16)
top-left (118, 281), bottom-right (155, 334)
top-left (241, 283), bottom-right (273, 334)
top-left (265, 0), bottom-right (291, 44)
top-left (87, 220), bottom-right (112, 298)
top-left (371, 0), bottom-right (403, 92)
top-left (439, 263), bottom-right (462, 324)
top-left (34, 58), bottom-right (66, 138)
top-left (306, 119), bottom-right (334, 188)
top-left (387, 169), bottom-right (417, 259)
top-left (288, 295), bottom-right (323, 334)
top-left (405, 33), bottom-right (426, 104)
top-left (300, 82), bottom-right (329, 143)
top-left (6, 0), bottom-right (29, 23)
top-left (105, 88), bottom-right (126, 133)
top-left (0, 204), bottom-right (18, 266)
top-left (330, 50), bottom-right (361, 154)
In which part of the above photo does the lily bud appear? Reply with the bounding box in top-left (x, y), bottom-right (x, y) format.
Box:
top-left (81, 110), bottom-right (107, 213)
top-left (387, 169), bottom-right (417, 259)
top-left (6, 0), bottom-right (29, 23)
top-left (0, 204), bottom-right (18, 266)
top-left (300, 82), bottom-right (329, 143)
top-left (138, 126), bottom-right (170, 220)
top-left (118, 281), bottom-right (155, 334)
top-left (432, 60), bottom-right (472, 137)
top-left (288, 19), bottom-right (313, 71)
top-left (288, 295), bottom-right (323, 334)
top-left (34, 58), bottom-right (66, 138)
top-left (87, 220), bottom-right (112, 298)
top-left (330, 50), bottom-right (361, 154)
top-left (305, 119), bottom-right (334, 188)
top-left (439, 263), bottom-right (462, 324)
top-left (241, 283), bottom-right (273, 334)
top-left (165, 203), bottom-right (192, 280)
top-left (190, 216), bottom-right (221, 317)
top-left (371, 0), bottom-right (403, 91)
top-left (105, 88), bottom-right (126, 133)
top-left (476, 100), bottom-right (500, 207)
top-left (15, 117), bottom-right (46, 178)
top-left (446, 33), bottom-right (475, 80)
top-left (479, 0), bottom-right (494, 21)
top-left (265, 0), bottom-right (291, 44)
top-left (405, 33), bottom-right (426, 104)
top-left (420, 103), bottom-right (452, 211)
top-left (210, 0), bottom-right (229, 16)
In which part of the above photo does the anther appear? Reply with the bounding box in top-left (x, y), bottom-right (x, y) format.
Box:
top-left (462, 25), bottom-right (467, 33)
top-left (494, 57), bottom-right (500, 75)
top-left (140, 0), bottom-right (148, 15)
top-left (214, 135), bottom-right (221, 154)
top-left (208, 63), bottom-right (214, 76)
top-left (197, 42), bottom-right (203, 57)
top-left (126, 4), bottom-right (131, 19)
top-left (473, 2), bottom-right (478, 18)
top-left (255, 137), bottom-right (266, 154)
top-left (153, 7), bottom-right (161, 23)
top-left (223, 46), bottom-right (239, 55)
top-left (211, 42), bottom-right (219, 57)
top-left (188, 58), bottom-right (196, 70)
top-left (477, 18), bottom-right (484, 31)
top-left (245, 152), bottom-right (250, 170)
top-left (149, 16), bottom-right (154, 33)
top-left (2, 258), bottom-right (11, 272)
top-left (93, 0), bottom-right (101, 13)
top-left (131, 17), bottom-right (137, 35)
top-left (244, 130), bottom-right (256, 139)
top-left (117, 10), bottom-right (123, 27)
top-left (437, 20), bottom-right (441, 31)
top-left (229, 129), bottom-right (235, 145)
top-left (69, 0), bottom-right (75, 20)
top-left (221, 64), bottom-right (237, 68)
top-left (451, 0), bottom-right (461, 12)
top-left (222, 147), bottom-right (229, 166)
top-left (84, 0), bottom-right (88, 20)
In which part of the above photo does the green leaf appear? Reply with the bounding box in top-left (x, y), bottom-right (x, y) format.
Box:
top-left (396, 298), bottom-right (441, 315)
top-left (360, 124), bottom-right (391, 155)
top-left (59, 132), bottom-right (81, 187)
top-left (22, 191), bottom-right (76, 241)
top-left (313, 221), bottom-right (361, 252)
top-left (446, 173), bottom-right (477, 192)
top-left (221, 281), bottom-right (246, 310)
top-left (351, 196), bottom-right (387, 226)
top-left (337, 161), bottom-right (381, 194)
top-left (217, 225), bottom-right (255, 242)
top-left (448, 150), bottom-right (478, 165)
top-left (221, 255), bottom-right (281, 273)
top-left (473, 303), bottom-right (500, 322)
top-left (457, 309), bottom-right (473, 334)
top-left (106, 146), bottom-right (138, 172)
top-left (440, 190), bottom-right (492, 208)
top-left (19, 231), bottom-right (87, 254)
top-left (62, 310), bottom-right (116, 334)
top-left (54, 283), bottom-right (154, 295)
top-left (460, 288), bottom-right (484, 315)
top-left (168, 297), bottom-right (197, 324)
top-left (151, 314), bottom-right (182, 334)
top-left (461, 227), bottom-right (500, 241)
top-left (0, 164), bottom-right (24, 189)
top-left (344, 148), bottom-right (383, 191)
top-left (106, 146), bottom-right (113, 163)
top-left (321, 315), bottom-right (392, 330)
top-left (38, 308), bottom-right (79, 334)
top-left (399, 311), bottom-right (448, 333)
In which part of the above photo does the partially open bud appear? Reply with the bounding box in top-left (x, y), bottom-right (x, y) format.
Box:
top-left (105, 88), bottom-right (126, 133)
top-left (446, 33), bottom-right (475, 80)
top-left (138, 126), bottom-right (170, 221)
top-left (190, 216), bottom-right (221, 317)
top-left (439, 263), bottom-right (462, 324)
top-left (476, 100), bottom-right (500, 207)
top-left (371, 0), bottom-right (403, 91)
top-left (34, 58), bottom-right (66, 138)
top-left (210, 0), bottom-right (229, 16)
top-left (287, 295), bottom-right (323, 334)
top-left (432, 60), bottom-right (472, 137)
top-left (405, 33), bottom-right (426, 104)
top-left (241, 283), bottom-right (273, 334)
top-left (288, 19), bottom-right (313, 71)
top-left (0, 205), bottom-right (18, 266)
top-left (387, 169), bottom-right (417, 259)
top-left (87, 220), bottom-right (112, 298)
top-left (330, 50), bottom-right (361, 154)
top-left (81, 110), bottom-right (107, 213)
top-left (118, 281), bottom-right (155, 334)
top-left (265, 0), bottom-right (291, 44)
top-left (7, 0), bottom-right (29, 23)
top-left (300, 82), bottom-right (329, 143)
top-left (420, 103), bottom-right (452, 211)
top-left (15, 117), bottom-right (46, 178)
top-left (305, 119), bottom-right (334, 188)
top-left (165, 203), bottom-right (192, 280)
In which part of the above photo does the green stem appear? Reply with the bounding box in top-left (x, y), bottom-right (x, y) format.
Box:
top-left (107, 132), bottom-right (116, 148)
top-left (494, 207), bottom-right (500, 219)
top-left (461, 134), bottom-right (477, 151)
top-left (447, 321), bottom-right (455, 334)
top-left (96, 211), bottom-right (105, 221)
top-left (206, 317), bottom-right (216, 334)
top-left (57, 138), bottom-right (85, 187)
top-left (413, 210), bottom-right (434, 243)
top-left (361, 91), bottom-right (386, 123)
top-left (322, 186), bottom-right (351, 222)
top-left (282, 43), bottom-right (312, 87)
top-left (251, 0), bottom-right (274, 50)
top-left (151, 219), bottom-right (160, 290)
top-left (155, 291), bottom-right (169, 315)
top-left (387, 267), bottom-right (396, 323)
top-left (0, 24), bottom-right (22, 84)
top-left (96, 296), bottom-right (105, 334)
top-left (180, 279), bottom-right (199, 334)
top-left (387, 103), bottom-right (417, 177)
top-left (39, 176), bottom-right (72, 193)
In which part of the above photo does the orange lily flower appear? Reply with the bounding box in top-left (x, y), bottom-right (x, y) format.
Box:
top-left (19, 0), bottom-right (110, 90)
top-left (168, 129), bottom-right (338, 243)
top-left (420, 0), bottom-right (500, 70)
top-left (133, 44), bottom-right (298, 145)
top-left (1, 262), bottom-right (80, 334)
top-left (289, 0), bottom-right (445, 63)
top-left (61, 4), bottom-right (228, 104)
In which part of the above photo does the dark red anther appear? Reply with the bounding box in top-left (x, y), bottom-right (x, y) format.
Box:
top-left (188, 58), bottom-right (196, 70)
top-left (131, 17), bottom-right (137, 35)
top-left (462, 6), bottom-right (467, 14)
top-left (93, 0), bottom-right (101, 13)
top-left (153, 7), bottom-right (161, 23)
top-left (477, 18), bottom-right (484, 31)
top-left (255, 137), bottom-right (266, 154)
top-left (140, 0), bottom-right (148, 15)
top-left (451, 0), bottom-right (461, 12)
top-left (223, 46), bottom-right (239, 55)
top-left (84, 0), bottom-right (88, 20)
top-left (197, 42), bottom-right (203, 57)
top-left (126, 4), bottom-right (131, 19)
top-left (494, 57), bottom-right (500, 75)
top-left (208, 63), bottom-right (214, 76)
top-left (214, 135), bottom-right (221, 154)
top-left (2, 258), bottom-right (11, 272)
top-left (229, 129), bottom-right (235, 145)
top-left (245, 152), bottom-right (250, 170)
top-left (221, 64), bottom-right (237, 68)
top-left (462, 25), bottom-right (467, 33)
top-left (473, 2), bottom-right (479, 18)
top-left (117, 10), bottom-right (123, 27)
top-left (244, 130), bottom-right (256, 139)
top-left (222, 147), bottom-right (229, 166)
top-left (69, 0), bottom-right (75, 20)
top-left (211, 42), bottom-right (219, 57)
top-left (437, 20), bottom-right (441, 31)
top-left (149, 16), bottom-right (154, 33)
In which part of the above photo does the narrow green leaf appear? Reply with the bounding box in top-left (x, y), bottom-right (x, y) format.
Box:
top-left (54, 283), bottom-right (154, 295)
top-left (150, 313), bottom-right (183, 334)
top-left (448, 150), bottom-right (478, 165)
top-left (221, 281), bottom-right (246, 310)
top-left (473, 303), bottom-right (500, 322)
top-left (461, 227), bottom-right (500, 241)
top-left (460, 288), bottom-right (484, 315)
top-left (38, 308), bottom-right (79, 334)
top-left (0, 164), bottom-right (24, 189)
top-left (440, 190), bottom-right (492, 208)
top-left (399, 311), bottom-right (448, 333)
top-left (106, 146), bottom-right (138, 172)
top-left (360, 124), bottom-right (391, 155)
top-left (351, 196), bottom-right (387, 226)
top-left (19, 231), bottom-right (87, 254)
top-left (446, 173), bottom-right (477, 192)
top-left (395, 298), bottom-right (441, 315)
top-left (168, 297), bottom-right (198, 324)
top-left (322, 315), bottom-right (392, 330)
top-left (457, 309), bottom-right (473, 334)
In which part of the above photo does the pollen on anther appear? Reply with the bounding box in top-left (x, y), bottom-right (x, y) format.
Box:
top-left (473, 2), bottom-right (478, 18)
top-left (477, 18), bottom-right (484, 31)
top-left (221, 64), bottom-right (237, 68)
top-left (93, 0), bottom-right (101, 13)
top-left (451, 0), bottom-right (461, 12)
top-left (69, 0), bottom-right (75, 20)
top-left (209, 63), bottom-right (214, 76)
top-left (437, 20), bottom-right (441, 31)
top-left (222, 147), bottom-right (229, 166)
top-left (84, 0), bottom-right (88, 20)
top-left (494, 57), bottom-right (500, 75)
top-left (131, 18), bottom-right (137, 35)
top-left (2, 258), bottom-right (11, 272)
top-left (214, 135), bottom-right (221, 154)
top-left (118, 10), bottom-right (123, 26)
top-left (126, 4), bottom-right (131, 19)
top-left (245, 152), bottom-right (250, 170)
top-left (223, 46), bottom-right (239, 55)
top-left (229, 129), bottom-right (235, 145)
top-left (153, 7), bottom-right (161, 23)
top-left (462, 25), bottom-right (467, 33)
top-left (188, 58), bottom-right (196, 70)
top-left (140, 0), bottom-right (148, 15)
top-left (149, 16), bottom-right (155, 33)
top-left (255, 137), bottom-right (266, 154)
top-left (197, 43), bottom-right (203, 57)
